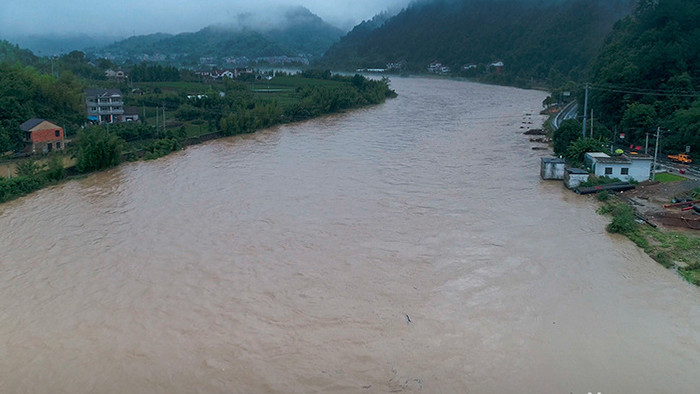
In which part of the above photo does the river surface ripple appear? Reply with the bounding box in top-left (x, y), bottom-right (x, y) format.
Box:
top-left (1, 77), bottom-right (699, 393)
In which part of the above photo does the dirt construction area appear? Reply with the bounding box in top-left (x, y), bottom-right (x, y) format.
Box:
top-left (622, 178), bottom-right (700, 229)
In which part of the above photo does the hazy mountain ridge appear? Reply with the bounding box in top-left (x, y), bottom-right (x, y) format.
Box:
top-left (318, 0), bottom-right (635, 83)
top-left (94, 6), bottom-right (343, 65)
top-left (0, 40), bottom-right (39, 65)
top-left (2, 34), bottom-right (124, 56)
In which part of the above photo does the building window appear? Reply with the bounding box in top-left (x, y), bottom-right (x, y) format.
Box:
top-left (56, 142), bottom-right (61, 149)
top-left (605, 167), bottom-right (613, 175)
top-left (621, 168), bottom-right (629, 175)
top-left (55, 130), bottom-right (60, 137)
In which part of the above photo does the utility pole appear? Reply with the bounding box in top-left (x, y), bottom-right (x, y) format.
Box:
top-left (651, 127), bottom-right (660, 181)
top-left (582, 83), bottom-right (589, 138)
top-left (645, 133), bottom-right (649, 155)
top-left (590, 109), bottom-right (594, 138)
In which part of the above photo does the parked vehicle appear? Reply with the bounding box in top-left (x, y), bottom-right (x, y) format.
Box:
top-left (667, 153), bottom-right (692, 164)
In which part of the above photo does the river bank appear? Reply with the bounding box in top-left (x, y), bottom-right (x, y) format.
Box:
top-left (0, 73), bottom-right (397, 205)
top-left (531, 110), bottom-right (700, 286)
top-left (599, 180), bottom-right (700, 285)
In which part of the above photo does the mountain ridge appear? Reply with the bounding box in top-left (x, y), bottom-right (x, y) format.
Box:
top-left (93, 6), bottom-right (344, 65)
top-left (318, 0), bottom-right (635, 84)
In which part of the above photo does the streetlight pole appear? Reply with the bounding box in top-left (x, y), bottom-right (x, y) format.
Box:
top-left (651, 127), bottom-right (660, 181)
top-left (582, 83), bottom-right (589, 138)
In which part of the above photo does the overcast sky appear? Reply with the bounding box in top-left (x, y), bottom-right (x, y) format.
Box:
top-left (0, 0), bottom-right (413, 37)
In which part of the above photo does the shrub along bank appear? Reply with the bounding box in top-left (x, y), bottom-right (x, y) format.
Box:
top-left (598, 197), bottom-right (700, 286)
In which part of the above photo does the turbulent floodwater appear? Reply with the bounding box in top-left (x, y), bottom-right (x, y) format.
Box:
top-left (1, 77), bottom-right (699, 393)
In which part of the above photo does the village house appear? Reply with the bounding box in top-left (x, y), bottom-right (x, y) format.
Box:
top-left (85, 88), bottom-right (125, 124)
top-left (489, 61), bottom-right (504, 73)
top-left (104, 69), bottom-right (127, 82)
top-left (428, 62), bottom-right (450, 74)
top-left (20, 118), bottom-right (65, 154)
top-left (123, 107), bottom-right (140, 122)
top-left (199, 68), bottom-right (254, 81)
top-left (584, 152), bottom-right (653, 182)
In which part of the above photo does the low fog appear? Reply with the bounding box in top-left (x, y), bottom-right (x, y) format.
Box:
top-left (0, 0), bottom-right (412, 38)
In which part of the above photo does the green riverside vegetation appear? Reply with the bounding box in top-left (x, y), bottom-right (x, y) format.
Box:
top-left (598, 195), bottom-right (700, 286)
top-left (0, 63), bottom-right (396, 204)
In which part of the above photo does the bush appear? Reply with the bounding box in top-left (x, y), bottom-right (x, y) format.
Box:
top-left (143, 137), bottom-right (181, 160)
top-left (75, 126), bottom-right (123, 173)
top-left (653, 251), bottom-right (673, 268)
top-left (606, 204), bottom-right (637, 235)
top-left (0, 175), bottom-right (48, 203)
top-left (45, 155), bottom-right (65, 181)
top-left (596, 191), bottom-right (610, 201)
top-left (15, 159), bottom-right (40, 177)
top-left (580, 176), bottom-right (623, 188)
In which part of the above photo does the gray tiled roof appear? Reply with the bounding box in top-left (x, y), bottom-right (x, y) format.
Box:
top-left (85, 88), bottom-right (123, 97)
top-left (20, 118), bottom-right (46, 131)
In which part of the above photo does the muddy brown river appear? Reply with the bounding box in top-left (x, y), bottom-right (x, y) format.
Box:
top-left (1, 77), bottom-right (699, 393)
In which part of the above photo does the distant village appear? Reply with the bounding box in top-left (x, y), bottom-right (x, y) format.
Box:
top-left (356, 60), bottom-right (505, 75)
top-left (93, 51), bottom-right (311, 69)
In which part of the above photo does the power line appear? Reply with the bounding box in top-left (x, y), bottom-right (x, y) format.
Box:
top-left (588, 84), bottom-right (700, 97)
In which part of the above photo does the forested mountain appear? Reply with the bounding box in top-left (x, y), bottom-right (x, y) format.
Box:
top-left (0, 40), bottom-right (39, 66)
top-left (318, 0), bottom-right (634, 85)
top-left (96, 7), bottom-right (343, 65)
top-left (4, 34), bottom-right (122, 56)
top-left (587, 0), bottom-right (700, 153)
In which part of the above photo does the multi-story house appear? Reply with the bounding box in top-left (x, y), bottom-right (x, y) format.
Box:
top-left (85, 89), bottom-right (124, 124)
top-left (20, 118), bottom-right (65, 154)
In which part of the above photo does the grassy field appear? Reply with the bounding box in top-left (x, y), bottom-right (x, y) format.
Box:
top-left (655, 172), bottom-right (688, 183)
top-left (2, 155), bottom-right (76, 179)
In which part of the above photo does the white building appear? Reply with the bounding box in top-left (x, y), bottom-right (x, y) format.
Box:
top-left (564, 168), bottom-right (590, 189)
top-left (540, 157), bottom-right (566, 180)
top-left (85, 89), bottom-right (124, 124)
top-left (584, 152), bottom-right (653, 182)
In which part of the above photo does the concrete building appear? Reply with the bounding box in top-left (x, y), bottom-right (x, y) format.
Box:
top-left (20, 118), bottom-right (65, 154)
top-left (85, 89), bottom-right (124, 124)
top-left (123, 106), bottom-right (140, 122)
top-left (585, 152), bottom-right (653, 182)
top-left (564, 168), bottom-right (590, 189)
top-left (540, 157), bottom-right (566, 180)
top-left (626, 153), bottom-right (654, 181)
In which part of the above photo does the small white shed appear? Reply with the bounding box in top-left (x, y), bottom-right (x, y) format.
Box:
top-left (564, 168), bottom-right (590, 189)
top-left (541, 158), bottom-right (566, 180)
